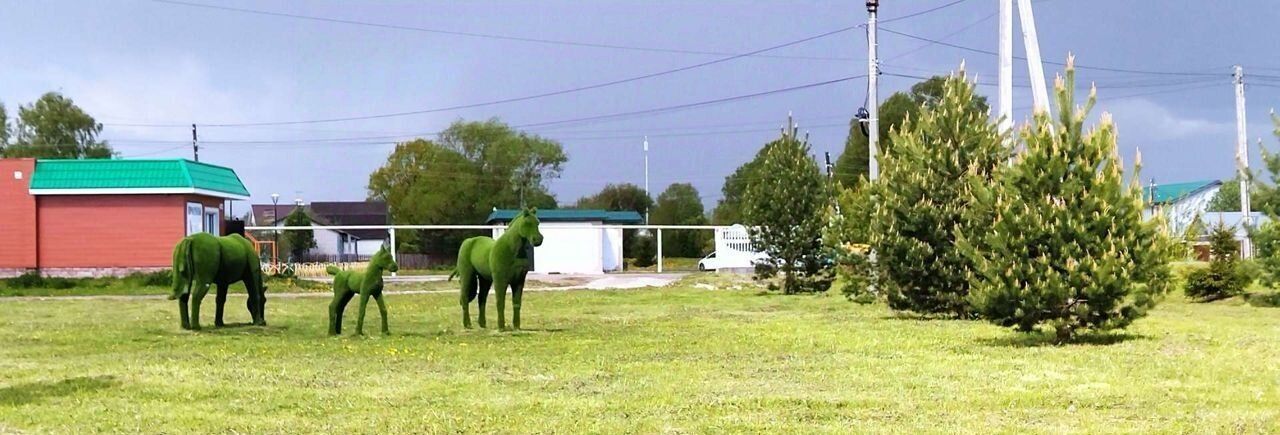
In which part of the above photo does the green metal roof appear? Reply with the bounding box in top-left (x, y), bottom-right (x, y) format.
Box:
top-left (1144, 180), bottom-right (1221, 205)
top-left (486, 209), bottom-right (644, 224)
top-left (28, 159), bottom-right (250, 199)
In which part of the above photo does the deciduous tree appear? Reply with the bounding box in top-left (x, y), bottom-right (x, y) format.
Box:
top-left (1, 93), bottom-right (113, 159)
top-left (651, 183), bottom-right (709, 258)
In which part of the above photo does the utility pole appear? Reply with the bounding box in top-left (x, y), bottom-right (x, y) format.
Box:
top-left (824, 151), bottom-right (833, 180)
top-left (191, 124), bottom-right (199, 162)
top-left (1235, 65), bottom-right (1252, 257)
top-left (866, 0), bottom-right (880, 181)
top-left (1016, 0), bottom-right (1051, 118)
top-left (998, 0), bottom-right (1013, 143)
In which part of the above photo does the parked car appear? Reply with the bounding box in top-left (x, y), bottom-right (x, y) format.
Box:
top-left (697, 251), bottom-right (769, 271)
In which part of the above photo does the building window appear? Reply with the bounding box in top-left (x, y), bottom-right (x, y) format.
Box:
top-left (186, 202), bottom-right (204, 236)
top-left (204, 209), bottom-right (220, 235)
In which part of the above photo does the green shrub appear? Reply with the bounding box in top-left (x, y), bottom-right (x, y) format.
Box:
top-left (123, 270), bottom-right (173, 287)
top-left (1245, 292), bottom-right (1280, 308)
top-left (630, 233), bottom-right (657, 268)
top-left (6, 271), bottom-right (45, 288)
top-left (1185, 224), bottom-right (1248, 301)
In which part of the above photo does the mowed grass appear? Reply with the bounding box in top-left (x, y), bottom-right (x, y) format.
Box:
top-left (1, 279), bottom-right (1278, 433)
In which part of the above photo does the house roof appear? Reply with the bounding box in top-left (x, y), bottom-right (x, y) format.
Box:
top-left (486, 209), bottom-right (644, 224)
top-left (251, 201), bottom-right (389, 240)
top-left (1145, 180), bottom-right (1221, 205)
top-left (28, 158), bottom-right (250, 200)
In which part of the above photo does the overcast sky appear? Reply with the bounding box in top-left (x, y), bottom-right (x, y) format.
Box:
top-left (3, 0), bottom-right (1279, 214)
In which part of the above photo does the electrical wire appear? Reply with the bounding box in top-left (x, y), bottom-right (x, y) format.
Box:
top-left (878, 26), bottom-right (1227, 77)
top-left (106, 24), bottom-right (862, 128)
top-left (148, 0), bottom-right (854, 62)
top-left (878, 0), bottom-right (972, 24)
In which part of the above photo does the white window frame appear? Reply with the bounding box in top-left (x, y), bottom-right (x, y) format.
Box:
top-left (186, 202), bottom-right (204, 236)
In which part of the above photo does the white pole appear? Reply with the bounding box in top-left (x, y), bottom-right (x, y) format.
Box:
top-left (1235, 65), bottom-right (1252, 258)
top-left (389, 228), bottom-right (398, 277)
top-left (866, 0), bottom-right (880, 181)
top-left (643, 136), bottom-right (650, 225)
top-left (1016, 0), bottom-right (1051, 118)
top-left (998, 0), bottom-right (1014, 141)
top-left (657, 228), bottom-right (663, 273)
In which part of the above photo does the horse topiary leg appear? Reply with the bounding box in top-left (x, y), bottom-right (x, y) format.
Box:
top-left (494, 278), bottom-right (509, 331)
top-left (355, 291), bottom-right (372, 336)
top-left (214, 283), bottom-right (229, 327)
top-left (512, 274), bottom-right (526, 330)
top-left (329, 290), bottom-right (354, 335)
top-left (189, 282), bottom-right (211, 331)
top-left (460, 271), bottom-right (475, 329)
top-left (477, 276), bottom-right (492, 329)
top-left (374, 292), bottom-right (390, 335)
top-left (178, 293), bottom-right (191, 330)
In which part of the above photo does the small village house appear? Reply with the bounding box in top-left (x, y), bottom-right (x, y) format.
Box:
top-left (487, 209), bottom-right (642, 274)
top-left (250, 201), bottom-right (390, 261)
top-left (0, 158), bottom-right (250, 277)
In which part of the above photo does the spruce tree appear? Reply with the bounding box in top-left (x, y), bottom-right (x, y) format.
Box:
top-left (742, 118), bottom-right (832, 294)
top-left (871, 71), bottom-right (1009, 316)
top-left (1184, 223), bottom-right (1248, 301)
top-left (958, 57), bottom-right (1177, 342)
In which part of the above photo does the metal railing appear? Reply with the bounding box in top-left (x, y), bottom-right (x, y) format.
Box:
top-left (245, 224), bottom-right (733, 275)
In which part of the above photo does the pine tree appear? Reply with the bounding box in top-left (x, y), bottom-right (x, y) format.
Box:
top-left (958, 57), bottom-right (1177, 342)
top-left (1184, 223), bottom-right (1248, 301)
top-left (742, 118), bottom-right (832, 294)
top-left (871, 71), bottom-right (1009, 316)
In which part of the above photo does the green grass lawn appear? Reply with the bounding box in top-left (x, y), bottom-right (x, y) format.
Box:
top-left (1, 277), bottom-right (1278, 433)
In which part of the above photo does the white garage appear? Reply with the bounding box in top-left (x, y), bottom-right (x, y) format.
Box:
top-left (487, 209), bottom-right (642, 275)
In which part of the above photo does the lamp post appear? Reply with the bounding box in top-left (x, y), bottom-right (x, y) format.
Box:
top-left (270, 193), bottom-right (280, 264)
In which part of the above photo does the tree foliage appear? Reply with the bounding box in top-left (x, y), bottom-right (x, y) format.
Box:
top-left (574, 183), bottom-right (653, 259)
top-left (1205, 176), bottom-right (1256, 212)
top-left (958, 60), bottom-right (1176, 342)
top-left (825, 183), bottom-right (876, 301)
top-left (282, 207), bottom-right (317, 261)
top-left (367, 119), bottom-right (565, 254)
top-left (742, 119), bottom-right (832, 294)
top-left (651, 183), bottom-right (709, 257)
top-left (1184, 224), bottom-right (1248, 302)
top-left (712, 143), bottom-right (775, 225)
top-left (0, 93), bottom-right (113, 159)
top-left (834, 76), bottom-right (989, 188)
top-left (870, 72), bottom-right (1010, 316)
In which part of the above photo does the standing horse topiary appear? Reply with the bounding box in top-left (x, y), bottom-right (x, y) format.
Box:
top-left (170, 232), bottom-right (267, 330)
top-left (451, 207), bottom-right (544, 330)
top-left (326, 245), bottom-right (399, 336)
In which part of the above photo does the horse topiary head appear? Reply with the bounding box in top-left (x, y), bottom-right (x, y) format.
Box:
top-left (512, 206), bottom-right (544, 247)
top-left (370, 244), bottom-right (399, 273)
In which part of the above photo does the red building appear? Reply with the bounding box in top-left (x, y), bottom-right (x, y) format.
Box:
top-left (0, 158), bottom-right (250, 277)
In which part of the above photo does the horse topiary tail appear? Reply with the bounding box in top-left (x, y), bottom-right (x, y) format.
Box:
top-left (169, 237), bottom-right (194, 300)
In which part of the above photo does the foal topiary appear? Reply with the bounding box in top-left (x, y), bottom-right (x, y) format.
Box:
top-left (327, 245), bottom-right (399, 336)
top-left (451, 206), bottom-right (544, 330)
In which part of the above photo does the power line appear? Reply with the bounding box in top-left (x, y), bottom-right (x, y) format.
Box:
top-left (106, 23), bottom-right (862, 128)
top-left (878, 0), bottom-right (972, 24)
top-left (148, 0), bottom-right (854, 62)
top-left (878, 26), bottom-right (1226, 78)
top-left (884, 11), bottom-right (996, 62)
top-left (105, 76), bottom-right (863, 146)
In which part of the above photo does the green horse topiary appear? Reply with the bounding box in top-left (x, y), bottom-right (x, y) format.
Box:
top-left (326, 245), bottom-right (399, 336)
top-left (451, 207), bottom-right (544, 330)
top-left (170, 232), bottom-right (267, 330)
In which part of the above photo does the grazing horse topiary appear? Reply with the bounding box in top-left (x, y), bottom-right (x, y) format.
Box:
top-left (326, 245), bottom-right (399, 336)
top-left (451, 206), bottom-right (544, 331)
top-left (170, 232), bottom-right (267, 330)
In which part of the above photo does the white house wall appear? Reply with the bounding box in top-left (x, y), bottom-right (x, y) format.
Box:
top-left (1149, 186), bottom-right (1221, 235)
top-left (494, 222), bottom-right (604, 274)
top-left (602, 228), bottom-right (624, 272)
top-left (354, 239), bottom-right (385, 257)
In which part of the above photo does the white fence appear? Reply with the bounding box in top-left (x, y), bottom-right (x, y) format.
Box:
top-left (246, 224), bottom-right (741, 275)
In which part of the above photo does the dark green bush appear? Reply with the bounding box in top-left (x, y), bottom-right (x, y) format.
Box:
top-left (1245, 292), bottom-right (1280, 308)
top-left (630, 233), bottom-right (657, 268)
top-left (123, 270), bottom-right (173, 287)
top-left (1184, 224), bottom-right (1248, 302)
top-left (6, 272), bottom-right (46, 288)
